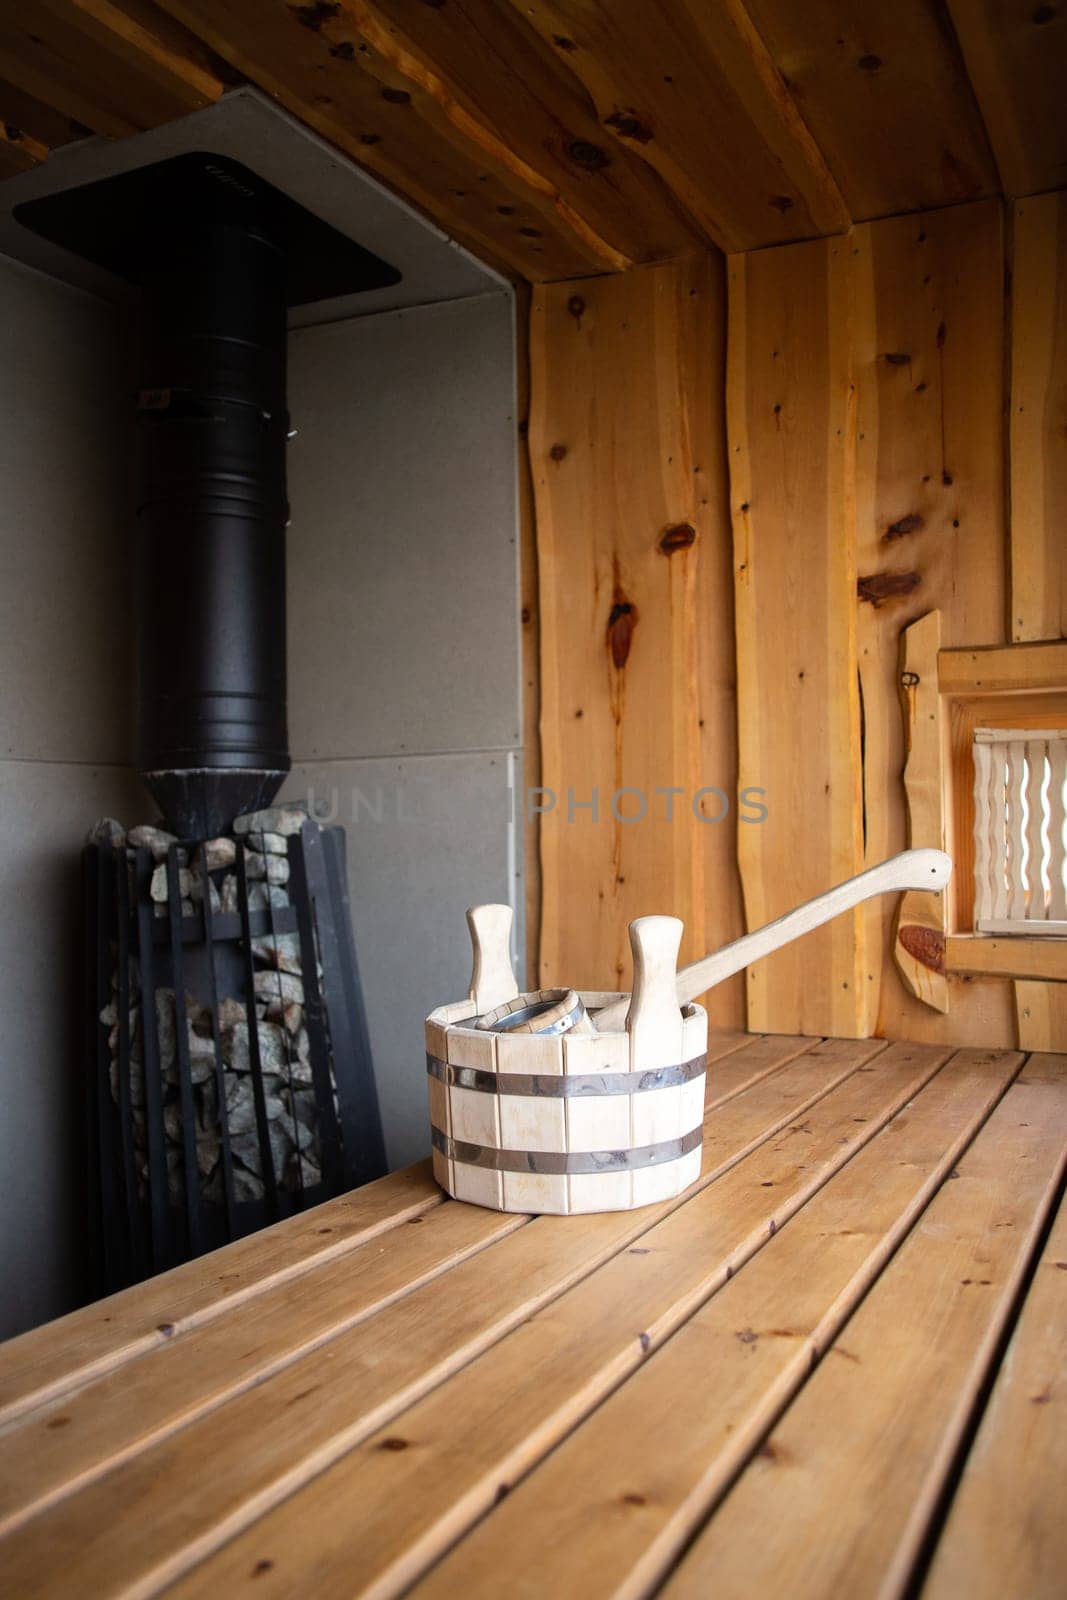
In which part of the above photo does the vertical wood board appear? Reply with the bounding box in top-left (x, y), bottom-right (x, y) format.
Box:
top-left (727, 236), bottom-right (863, 1035)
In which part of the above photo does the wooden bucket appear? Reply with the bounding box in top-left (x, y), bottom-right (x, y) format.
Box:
top-left (425, 909), bottom-right (708, 1214)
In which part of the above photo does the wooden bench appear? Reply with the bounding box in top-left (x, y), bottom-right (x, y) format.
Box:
top-left (0, 1032), bottom-right (1063, 1597)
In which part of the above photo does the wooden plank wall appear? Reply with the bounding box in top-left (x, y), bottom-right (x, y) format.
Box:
top-left (531, 191), bottom-right (1066, 1048)
top-left (528, 254), bottom-right (745, 1028)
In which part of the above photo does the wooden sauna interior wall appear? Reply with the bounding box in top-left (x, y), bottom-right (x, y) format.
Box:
top-left (532, 194), bottom-right (1066, 1047)
top-left (2, 1), bottom-right (1065, 1043)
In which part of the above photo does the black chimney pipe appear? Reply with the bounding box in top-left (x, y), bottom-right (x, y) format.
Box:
top-left (14, 152), bottom-right (401, 838)
top-left (135, 217), bottom-right (290, 838)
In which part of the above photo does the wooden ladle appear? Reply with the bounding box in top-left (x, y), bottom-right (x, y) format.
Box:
top-left (592, 847), bottom-right (952, 1032)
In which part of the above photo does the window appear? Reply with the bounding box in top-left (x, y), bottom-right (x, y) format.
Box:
top-left (972, 729), bottom-right (1067, 934)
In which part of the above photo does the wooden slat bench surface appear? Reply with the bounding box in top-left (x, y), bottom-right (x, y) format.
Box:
top-left (0, 1032), bottom-right (1063, 1599)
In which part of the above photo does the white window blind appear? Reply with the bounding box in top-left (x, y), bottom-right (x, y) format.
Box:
top-left (972, 729), bottom-right (1067, 935)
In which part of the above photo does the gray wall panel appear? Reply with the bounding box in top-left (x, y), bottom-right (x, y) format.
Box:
top-left (280, 752), bottom-right (519, 1169)
top-left (287, 292), bottom-right (521, 761)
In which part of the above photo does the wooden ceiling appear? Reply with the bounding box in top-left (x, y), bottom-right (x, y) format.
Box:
top-left (1, 0), bottom-right (1064, 280)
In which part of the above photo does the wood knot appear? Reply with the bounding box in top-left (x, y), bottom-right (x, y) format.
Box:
top-left (605, 109), bottom-right (652, 143)
top-left (607, 600), bottom-right (637, 669)
top-left (294, 1), bottom-right (339, 30)
top-left (566, 139), bottom-right (609, 169)
top-left (329, 40), bottom-right (355, 60)
top-left (883, 512), bottom-right (925, 542)
top-left (857, 53), bottom-right (882, 70)
top-left (898, 925), bottom-right (946, 973)
top-left (883, 352), bottom-right (910, 365)
top-left (567, 294), bottom-right (585, 322)
top-left (770, 195), bottom-right (794, 213)
top-left (381, 87), bottom-right (411, 105)
top-left (659, 522), bottom-right (696, 554)
top-left (857, 571), bottom-right (922, 606)
top-left (549, 443), bottom-right (567, 462)
top-left (379, 1436), bottom-right (409, 1451)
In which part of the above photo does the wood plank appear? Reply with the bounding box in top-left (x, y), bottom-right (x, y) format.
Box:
top-left (515, 280), bottom-right (542, 983)
top-left (404, 1048), bottom-right (1021, 1600)
top-left (0, 1202), bottom-right (527, 1534)
top-left (939, 640), bottom-right (1067, 695)
top-left (1014, 979), bottom-right (1067, 1051)
top-left (33, 0), bottom-right (230, 107)
top-left (158, 1041), bottom-right (938, 1600)
top-left (511, 0), bottom-right (849, 252)
top-left (1010, 192), bottom-right (1067, 644)
top-left (947, 0), bottom-right (1067, 198)
top-left (660, 1053), bottom-right (1067, 1600)
top-left (0, 122), bottom-right (47, 173)
top-left (894, 610), bottom-right (949, 1012)
top-left (0, 1161), bottom-right (442, 1429)
top-left (530, 255), bottom-right (744, 1027)
top-left (947, 934), bottom-right (1067, 981)
top-left (0, 0), bottom-right (224, 137)
top-left (0, 1039), bottom-right (873, 1597)
top-left (852, 199), bottom-right (1007, 1041)
top-left (151, 0), bottom-right (633, 279)
top-left (923, 1176), bottom-right (1067, 1600)
top-left (728, 236), bottom-right (864, 1036)
top-left (741, 0), bottom-right (999, 220)
top-left (0, 77), bottom-right (91, 150)
top-left (327, 0), bottom-right (704, 267)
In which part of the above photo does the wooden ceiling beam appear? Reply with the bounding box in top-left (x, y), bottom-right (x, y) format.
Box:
top-left (0, 78), bottom-right (91, 154)
top-left (0, 121), bottom-right (49, 176)
top-left (741, 0), bottom-right (1001, 220)
top-left (509, 0), bottom-right (851, 253)
top-left (33, 0), bottom-right (234, 108)
top-left (946, 0), bottom-right (1067, 199)
top-left (151, 0), bottom-right (637, 280)
top-left (0, 0), bottom-right (228, 141)
top-left (332, 0), bottom-right (706, 266)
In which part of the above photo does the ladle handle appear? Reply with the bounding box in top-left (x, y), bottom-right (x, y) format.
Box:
top-left (466, 903), bottom-right (519, 1013)
top-left (594, 848), bottom-right (952, 1031)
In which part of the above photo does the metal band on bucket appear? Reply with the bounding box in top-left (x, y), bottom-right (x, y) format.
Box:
top-left (431, 1124), bottom-right (703, 1174)
top-left (426, 1052), bottom-right (707, 1098)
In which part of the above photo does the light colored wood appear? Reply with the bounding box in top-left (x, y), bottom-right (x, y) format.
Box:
top-left (0, 1202), bottom-right (525, 1534)
top-left (497, 1031), bottom-right (568, 1215)
top-left (595, 850), bottom-right (952, 1034)
top-left (660, 1054), bottom-right (1067, 1600)
top-left (465, 903), bottom-right (518, 1013)
top-left (895, 612), bottom-right (950, 1011)
top-left (1010, 192), bottom-right (1067, 644)
top-left (531, 255), bottom-right (743, 1018)
top-left (742, 0), bottom-right (999, 220)
top-left (158, 1039), bottom-right (906, 1600)
top-left (0, 1038), bottom-right (869, 1597)
top-left (626, 915), bottom-right (690, 1207)
top-left (1050, 739), bottom-right (1067, 920)
top-left (728, 236), bottom-right (864, 1036)
top-left (852, 199), bottom-right (1008, 1045)
top-left (949, 692), bottom-right (1067, 931)
top-left (1014, 981), bottom-right (1067, 1051)
top-left (406, 1048), bottom-right (1019, 1600)
top-left (1006, 739), bottom-right (1027, 919)
top-left (947, 1), bottom-right (1067, 198)
top-left (947, 934), bottom-right (1067, 981)
top-left (939, 641), bottom-right (1067, 696)
top-left (924, 1181), bottom-right (1067, 1600)
top-left (511, 0), bottom-right (848, 253)
top-left (0, 1161), bottom-right (442, 1428)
